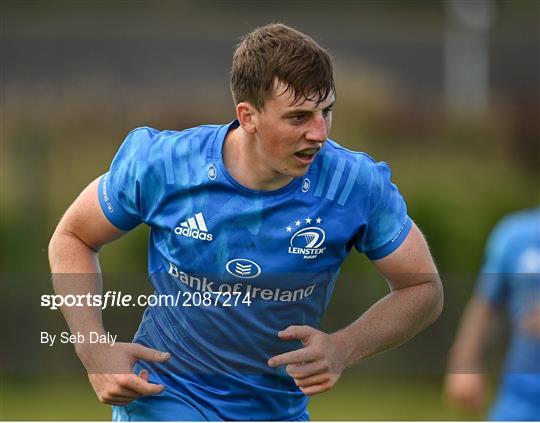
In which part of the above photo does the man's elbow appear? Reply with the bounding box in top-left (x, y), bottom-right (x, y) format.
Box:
top-left (426, 276), bottom-right (444, 325)
top-left (48, 223), bottom-right (71, 262)
top-left (48, 226), bottom-right (63, 265)
top-left (48, 223), bottom-right (100, 270)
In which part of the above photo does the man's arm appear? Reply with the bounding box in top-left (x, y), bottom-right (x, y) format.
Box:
top-left (335, 222), bottom-right (443, 363)
top-left (49, 177), bottom-right (124, 343)
top-left (269, 223), bottom-right (443, 395)
top-left (443, 297), bottom-right (499, 412)
top-left (49, 177), bottom-right (169, 405)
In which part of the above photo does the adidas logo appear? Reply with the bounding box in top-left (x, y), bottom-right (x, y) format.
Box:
top-left (174, 212), bottom-right (214, 242)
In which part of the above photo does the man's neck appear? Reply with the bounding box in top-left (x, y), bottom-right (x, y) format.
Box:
top-left (222, 127), bottom-right (293, 191)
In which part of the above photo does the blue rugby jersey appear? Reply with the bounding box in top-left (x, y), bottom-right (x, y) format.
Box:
top-left (99, 120), bottom-right (412, 420)
top-left (476, 207), bottom-right (540, 420)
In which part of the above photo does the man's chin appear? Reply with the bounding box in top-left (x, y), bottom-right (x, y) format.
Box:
top-left (287, 165), bottom-right (311, 179)
top-left (276, 161), bottom-right (312, 181)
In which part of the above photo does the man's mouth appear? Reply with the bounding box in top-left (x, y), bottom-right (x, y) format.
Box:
top-left (294, 148), bottom-right (319, 162)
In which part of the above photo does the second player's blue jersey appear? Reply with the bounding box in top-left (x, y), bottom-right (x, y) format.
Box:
top-left (99, 120), bottom-right (411, 420)
top-left (475, 207), bottom-right (540, 420)
top-left (476, 207), bottom-right (540, 373)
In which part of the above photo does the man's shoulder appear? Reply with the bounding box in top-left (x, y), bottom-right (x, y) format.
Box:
top-left (317, 139), bottom-right (390, 187)
top-left (484, 208), bottom-right (539, 257)
top-left (306, 139), bottom-right (387, 207)
top-left (126, 123), bottom-right (222, 145)
top-left (119, 123), bottom-right (224, 161)
top-left (322, 139), bottom-right (378, 166)
top-left (495, 208), bottom-right (539, 234)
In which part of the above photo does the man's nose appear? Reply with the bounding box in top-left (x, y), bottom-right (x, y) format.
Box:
top-left (305, 114), bottom-right (328, 142)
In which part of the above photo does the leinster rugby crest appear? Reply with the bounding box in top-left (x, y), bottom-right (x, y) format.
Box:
top-left (286, 217), bottom-right (326, 260)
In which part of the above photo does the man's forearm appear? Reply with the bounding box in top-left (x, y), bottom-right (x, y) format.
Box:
top-left (48, 229), bottom-right (106, 354)
top-left (446, 297), bottom-right (495, 373)
top-left (332, 278), bottom-right (443, 369)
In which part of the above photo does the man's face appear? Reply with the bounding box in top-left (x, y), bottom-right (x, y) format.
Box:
top-left (251, 82), bottom-right (335, 180)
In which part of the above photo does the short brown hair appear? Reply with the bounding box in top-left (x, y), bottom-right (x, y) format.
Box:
top-left (230, 23), bottom-right (335, 110)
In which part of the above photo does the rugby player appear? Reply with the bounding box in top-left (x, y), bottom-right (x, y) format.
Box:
top-left (49, 23), bottom-right (443, 421)
top-left (445, 207), bottom-right (540, 420)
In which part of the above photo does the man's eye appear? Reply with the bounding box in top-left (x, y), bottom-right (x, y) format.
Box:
top-left (291, 115), bottom-right (307, 123)
top-left (322, 108), bottom-right (333, 117)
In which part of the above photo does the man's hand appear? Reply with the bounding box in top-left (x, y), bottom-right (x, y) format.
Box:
top-left (78, 342), bottom-right (170, 406)
top-left (444, 373), bottom-right (488, 413)
top-left (268, 325), bottom-right (348, 395)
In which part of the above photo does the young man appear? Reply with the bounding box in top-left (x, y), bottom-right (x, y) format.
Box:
top-left (445, 207), bottom-right (540, 421)
top-left (49, 24), bottom-right (443, 421)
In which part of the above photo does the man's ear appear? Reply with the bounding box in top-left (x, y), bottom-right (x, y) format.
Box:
top-left (236, 102), bottom-right (258, 135)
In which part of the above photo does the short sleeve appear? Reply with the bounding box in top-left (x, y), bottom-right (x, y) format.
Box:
top-left (98, 127), bottom-right (157, 231)
top-left (355, 161), bottom-right (412, 260)
top-left (475, 219), bottom-right (511, 306)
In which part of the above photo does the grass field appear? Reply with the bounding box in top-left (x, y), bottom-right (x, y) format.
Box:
top-left (1, 373), bottom-right (488, 420)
